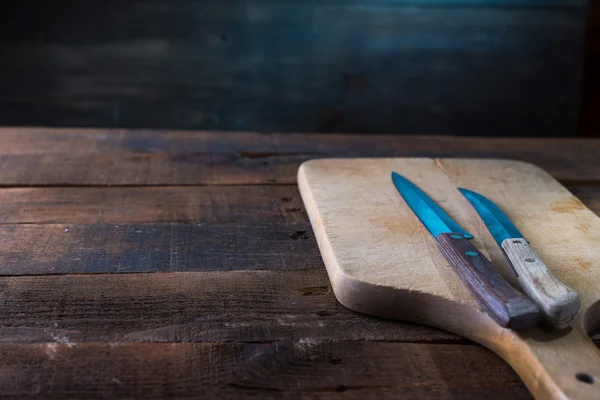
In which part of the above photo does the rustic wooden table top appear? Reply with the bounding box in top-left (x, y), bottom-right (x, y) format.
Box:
top-left (1, 127), bottom-right (599, 399)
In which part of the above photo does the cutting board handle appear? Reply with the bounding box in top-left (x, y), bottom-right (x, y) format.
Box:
top-left (498, 325), bottom-right (600, 399)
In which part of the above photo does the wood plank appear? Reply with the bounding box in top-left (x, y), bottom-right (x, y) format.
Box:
top-left (0, 186), bottom-right (313, 274)
top-left (1, 129), bottom-right (599, 183)
top-left (2, 128), bottom-right (599, 157)
top-left (1, 185), bottom-right (595, 225)
top-left (0, 341), bottom-right (532, 399)
top-left (0, 271), bottom-right (457, 343)
top-left (0, 2), bottom-right (585, 137)
top-left (0, 222), bottom-right (318, 274)
top-left (0, 186), bottom-right (307, 224)
top-left (1, 144), bottom-right (600, 185)
top-left (0, 152), bottom-right (302, 186)
top-left (0, 185), bottom-right (597, 275)
top-left (1, 185), bottom-right (599, 225)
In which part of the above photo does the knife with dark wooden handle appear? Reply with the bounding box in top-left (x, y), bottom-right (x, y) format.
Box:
top-left (391, 172), bottom-right (540, 329)
top-left (436, 232), bottom-right (540, 329)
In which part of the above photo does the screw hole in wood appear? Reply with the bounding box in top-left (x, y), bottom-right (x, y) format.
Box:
top-left (525, 258), bottom-right (535, 263)
top-left (576, 373), bottom-right (595, 384)
top-left (329, 356), bottom-right (342, 365)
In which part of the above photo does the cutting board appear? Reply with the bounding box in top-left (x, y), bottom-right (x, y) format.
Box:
top-left (298, 158), bottom-right (600, 400)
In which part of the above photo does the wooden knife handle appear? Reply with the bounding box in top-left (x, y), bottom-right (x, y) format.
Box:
top-left (435, 232), bottom-right (540, 329)
top-left (501, 238), bottom-right (580, 330)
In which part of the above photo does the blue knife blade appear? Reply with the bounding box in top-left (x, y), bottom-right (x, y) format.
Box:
top-left (390, 172), bottom-right (540, 329)
top-left (457, 188), bottom-right (524, 246)
top-left (391, 172), bottom-right (473, 239)
top-left (458, 187), bottom-right (580, 329)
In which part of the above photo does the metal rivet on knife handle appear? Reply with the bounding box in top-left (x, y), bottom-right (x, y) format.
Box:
top-left (436, 233), bottom-right (540, 330)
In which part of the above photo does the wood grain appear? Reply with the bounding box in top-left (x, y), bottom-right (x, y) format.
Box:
top-left (0, 186), bottom-right (598, 226)
top-left (0, 149), bottom-right (597, 187)
top-left (0, 152), bottom-right (302, 186)
top-left (299, 158), bottom-right (600, 399)
top-left (0, 271), bottom-right (457, 344)
top-left (0, 186), bottom-right (307, 224)
top-left (0, 184), bottom-right (596, 276)
top-left (1, 129), bottom-right (600, 184)
top-left (0, 131), bottom-right (597, 399)
top-left (0, 185), bottom-right (318, 275)
top-left (436, 232), bottom-right (539, 329)
top-left (0, 185), bottom-right (598, 225)
top-left (0, 341), bottom-right (532, 400)
top-left (0, 222), bottom-right (319, 274)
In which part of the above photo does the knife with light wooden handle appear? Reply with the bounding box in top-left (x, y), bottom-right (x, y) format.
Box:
top-left (459, 188), bottom-right (580, 330)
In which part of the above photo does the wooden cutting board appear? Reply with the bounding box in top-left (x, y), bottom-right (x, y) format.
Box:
top-left (298, 158), bottom-right (600, 400)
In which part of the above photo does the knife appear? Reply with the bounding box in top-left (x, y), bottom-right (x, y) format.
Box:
top-left (391, 172), bottom-right (539, 330)
top-left (458, 188), bottom-right (580, 330)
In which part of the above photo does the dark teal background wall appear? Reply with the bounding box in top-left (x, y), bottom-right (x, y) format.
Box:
top-left (0, 0), bottom-right (590, 136)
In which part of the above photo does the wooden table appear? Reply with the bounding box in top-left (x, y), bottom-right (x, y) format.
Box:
top-left (1, 127), bottom-right (599, 399)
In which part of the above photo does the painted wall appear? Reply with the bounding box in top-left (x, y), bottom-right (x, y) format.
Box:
top-left (0, 0), bottom-right (590, 136)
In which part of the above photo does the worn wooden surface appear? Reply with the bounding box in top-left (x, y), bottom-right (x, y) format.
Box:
top-left (0, 342), bottom-right (531, 399)
top-left (0, 0), bottom-right (589, 137)
top-left (1, 128), bottom-right (600, 184)
top-left (298, 157), bottom-right (600, 399)
top-left (1, 128), bottom-right (600, 399)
